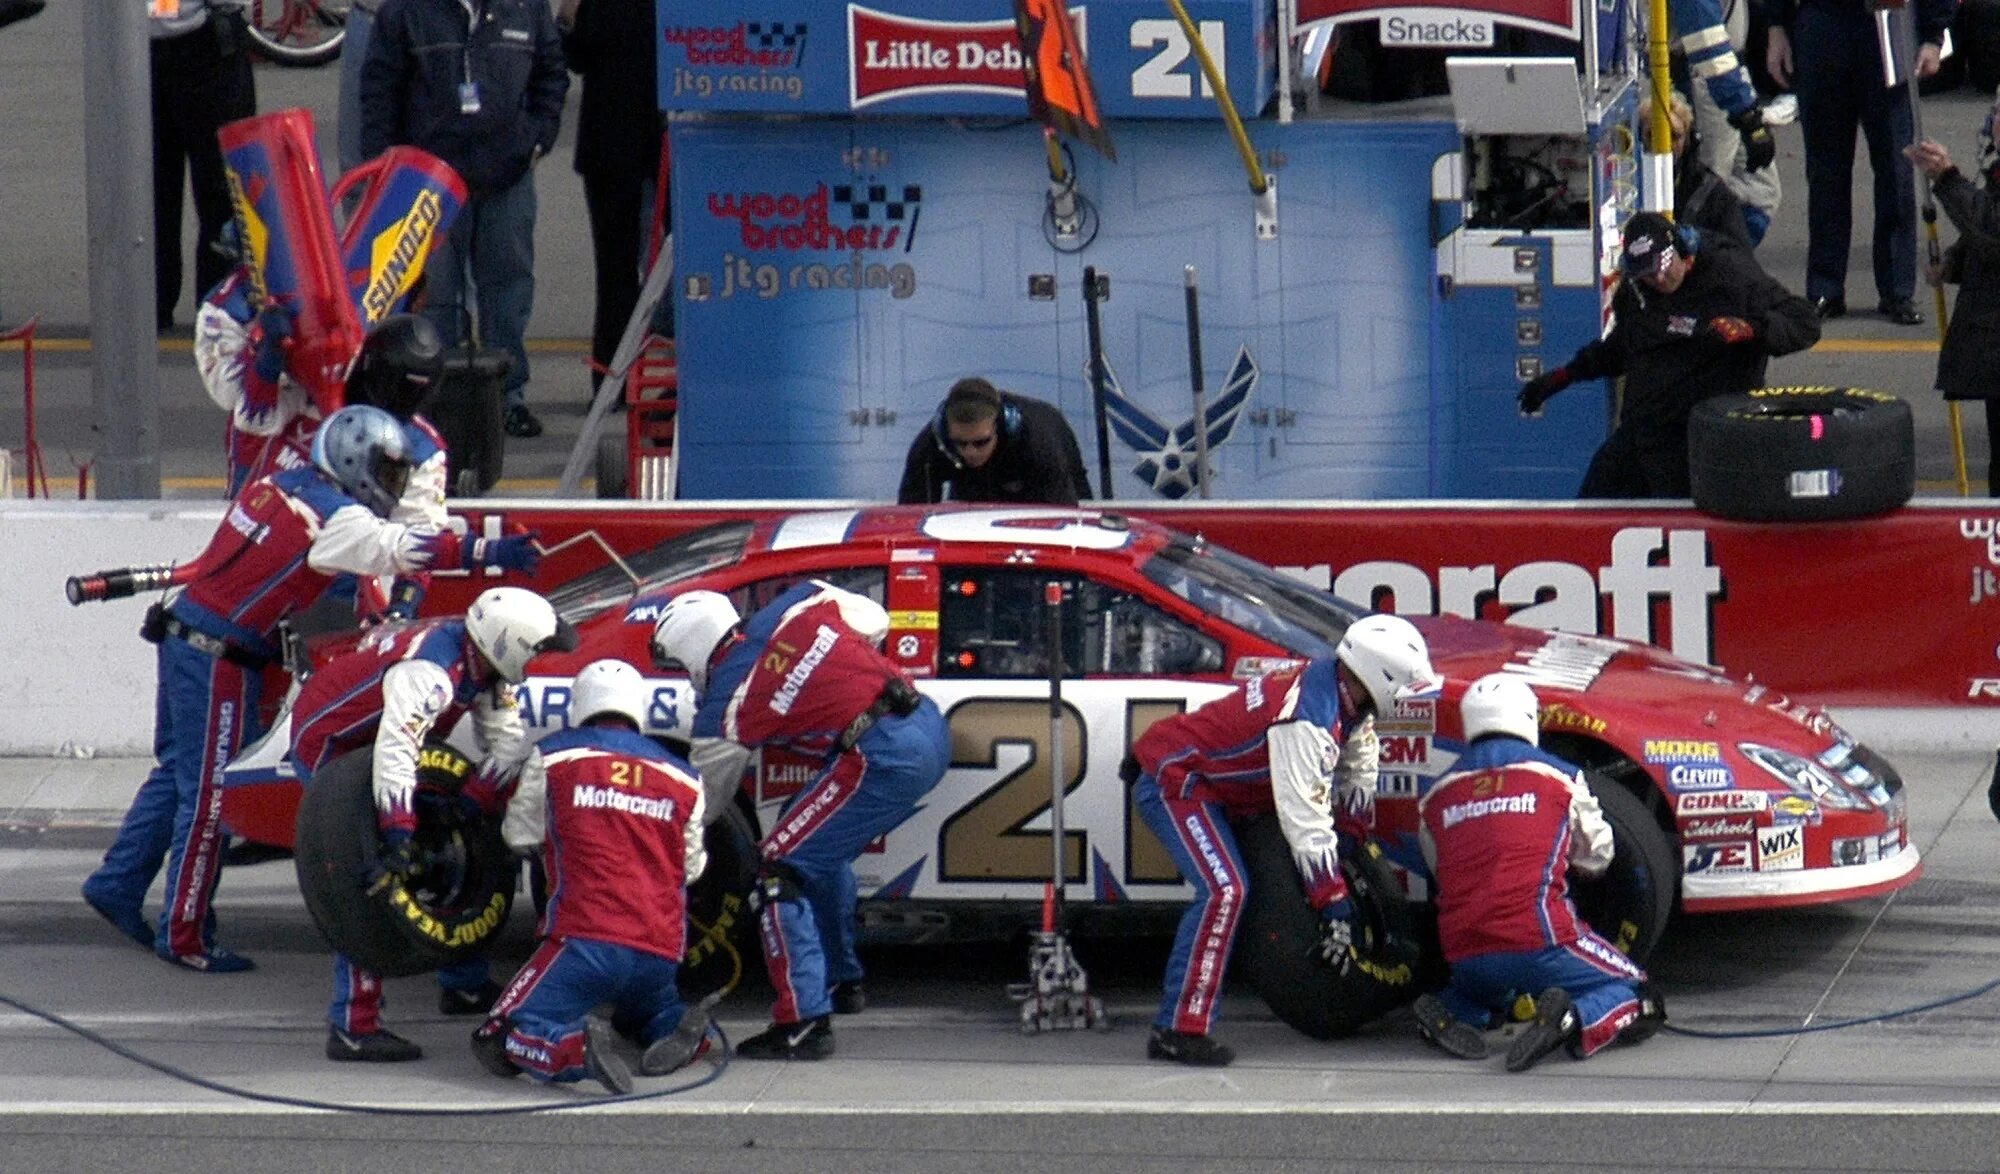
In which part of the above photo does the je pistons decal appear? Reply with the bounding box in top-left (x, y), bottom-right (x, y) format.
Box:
top-left (848, 4), bottom-right (1086, 108)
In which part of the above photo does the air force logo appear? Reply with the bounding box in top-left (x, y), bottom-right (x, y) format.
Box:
top-left (1096, 345), bottom-right (1258, 500)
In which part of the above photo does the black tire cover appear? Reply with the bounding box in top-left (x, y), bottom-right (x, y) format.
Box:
top-left (1688, 386), bottom-right (1914, 522)
top-left (1233, 813), bottom-right (1439, 1040)
top-left (293, 743), bottom-right (515, 978)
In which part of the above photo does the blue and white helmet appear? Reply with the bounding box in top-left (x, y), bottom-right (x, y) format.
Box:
top-left (311, 403), bottom-right (411, 517)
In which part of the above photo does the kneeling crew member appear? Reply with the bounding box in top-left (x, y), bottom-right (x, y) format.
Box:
top-left (1411, 673), bottom-right (1665, 1072)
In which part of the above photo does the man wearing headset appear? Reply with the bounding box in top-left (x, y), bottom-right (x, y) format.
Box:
top-left (1517, 210), bottom-right (1819, 498)
top-left (896, 377), bottom-right (1092, 505)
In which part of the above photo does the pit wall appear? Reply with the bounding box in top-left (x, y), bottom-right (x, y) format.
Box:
top-left (7, 498), bottom-right (1997, 755)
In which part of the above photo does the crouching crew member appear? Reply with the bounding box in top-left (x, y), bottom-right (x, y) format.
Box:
top-left (471, 660), bottom-right (713, 1095)
top-left (650, 581), bottom-right (951, 1060)
top-left (1127, 614), bottom-right (1440, 1067)
top-left (81, 405), bottom-right (488, 973)
top-left (289, 585), bottom-right (571, 1063)
top-left (1411, 673), bottom-right (1665, 1072)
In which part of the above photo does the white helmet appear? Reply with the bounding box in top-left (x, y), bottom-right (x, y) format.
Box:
top-left (571, 658), bottom-right (648, 730)
top-left (1459, 672), bottom-right (1541, 746)
top-left (1335, 613), bottom-right (1441, 719)
top-left (466, 587), bottom-right (579, 684)
top-left (650, 591), bottom-right (741, 693)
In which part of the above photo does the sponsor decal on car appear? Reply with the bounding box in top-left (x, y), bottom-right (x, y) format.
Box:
top-left (1378, 771), bottom-right (1421, 799)
top-left (1379, 695), bottom-right (1436, 735)
top-left (1832, 830), bottom-right (1905, 867)
top-left (1676, 790), bottom-right (1770, 815)
top-left (1643, 738), bottom-right (1723, 765)
top-left (1683, 840), bottom-right (1754, 874)
top-left (1756, 823), bottom-right (1804, 871)
top-left (1770, 794), bottom-right (1820, 824)
top-left (1680, 815), bottom-right (1755, 841)
top-left (1540, 703), bottom-right (1606, 735)
top-left (1379, 735), bottom-right (1430, 766)
top-left (1232, 656), bottom-right (1303, 680)
top-left (1667, 763), bottom-right (1734, 791)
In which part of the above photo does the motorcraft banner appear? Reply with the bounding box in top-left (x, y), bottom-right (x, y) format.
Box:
top-left (428, 501), bottom-right (1989, 706)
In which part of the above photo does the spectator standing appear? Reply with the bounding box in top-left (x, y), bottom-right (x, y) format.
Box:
top-left (897, 377), bottom-right (1092, 505)
top-left (335, 0), bottom-right (380, 176)
top-left (1410, 674), bottom-right (1664, 1072)
top-left (1909, 127), bottom-right (2000, 495)
top-left (475, 660), bottom-right (714, 1093)
top-left (360, 0), bottom-right (569, 440)
top-left (1518, 211), bottom-right (1820, 497)
top-left (1766, 0), bottom-right (1952, 323)
top-left (151, 0), bottom-right (256, 333)
top-left (560, 0), bottom-right (667, 398)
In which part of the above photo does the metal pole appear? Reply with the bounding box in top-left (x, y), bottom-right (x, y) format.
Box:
top-left (1643, 0), bottom-right (1675, 213)
top-left (85, 0), bottom-right (161, 499)
top-left (1044, 580), bottom-right (1067, 927)
top-left (1082, 267), bottom-right (1114, 500)
top-left (1183, 265), bottom-right (1212, 499)
top-left (1891, 7), bottom-right (1971, 494)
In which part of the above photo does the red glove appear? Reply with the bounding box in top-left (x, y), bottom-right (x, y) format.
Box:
top-left (1707, 316), bottom-right (1757, 345)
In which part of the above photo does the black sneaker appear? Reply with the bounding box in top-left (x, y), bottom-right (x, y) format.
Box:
top-left (1412, 993), bottom-right (1488, 1060)
top-left (734, 1015), bottom-right (834, 1061)
top-left (583, 1019), bottom-right (633, 1095)
top-left (1504, 987), bottom-right (1579, 1073)
top-left (830, 980), bottom-right (866, 1015)
top-left (81, 887), bottom-right (153, 949)
top-left (640, 1007), bottom-right (714, 1075)
top-left (504, 404), bottom-right (543, 439)
top-left (1616, 984), bottom-right (1668, 1047)
top-left (470, 1018), bottom-right (520, 1078)
top-left (439, 980), bottom-right (502, 1016)
top-left (1146, 1027), bottom-right (1235, 1067)
top-left (326, 1026), bottom-right (423, 1063)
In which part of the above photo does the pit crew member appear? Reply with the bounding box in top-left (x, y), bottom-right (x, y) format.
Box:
top-left (80, 405), bottom-right (513, 973)
top-left (1411, 673), bottom-right (1665, 1072)
top-left (650, 582), bottom-right (951, 1060)
top-left (1125, 614), bottom-right (1440, 1067)
top-left (472, 660), bottom-right (713, 1094)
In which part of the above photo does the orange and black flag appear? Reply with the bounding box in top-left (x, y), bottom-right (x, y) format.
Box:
top-left (1014, 0), bottom-right (1115, 162)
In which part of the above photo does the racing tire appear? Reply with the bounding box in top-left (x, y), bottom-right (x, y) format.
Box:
top-left (678, 801), bottom-right (761, 1004)
top-left (1688, 387), bottom-right (1914, 522)
top-left (1234, 813), bottom-right (1436, 1040)
top-left (293, 743), bottom-right (515, 978)
top-left (1568, 775), bottom-right (1676, 965)
top-left (595, 431), bottom-right (628, 500)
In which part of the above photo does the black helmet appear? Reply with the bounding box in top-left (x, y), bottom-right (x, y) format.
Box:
top-left (348, 314), bottom-right (445, 420)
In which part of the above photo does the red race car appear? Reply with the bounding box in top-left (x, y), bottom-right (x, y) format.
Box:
top-left (224, 506), bottom-right (1918, 1034)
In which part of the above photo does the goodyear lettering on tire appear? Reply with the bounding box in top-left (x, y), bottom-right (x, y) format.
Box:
top-left (418, 746), bottom-right (473, 779)
top-left (391, 886), bottom-right (508, 948)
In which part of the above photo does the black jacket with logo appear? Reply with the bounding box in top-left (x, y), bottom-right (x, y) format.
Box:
top-left (1566, 238), bottom-right (1820, 435)
top-left (897, 392), bottom-right (1093, 505)
top-left (360, 0), bottom-right (569, 197)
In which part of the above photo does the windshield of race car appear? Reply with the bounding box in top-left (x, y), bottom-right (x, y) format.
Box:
top-left (1141, 538), bottom-right (1358, 657)
top-left (543, 521), bottom-right (754, 623)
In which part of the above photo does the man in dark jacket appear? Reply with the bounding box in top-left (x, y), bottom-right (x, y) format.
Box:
top-left (897, 378), bottom-right (1092, 505)
top-left (1910, 123), bottom-right (2000, 495)
top-left (1518, 211), bottom-right (1821, 497)
top-left (560, 0), bottom-right (666, 398)
top-left (360, 0), bottom-right (568, 440)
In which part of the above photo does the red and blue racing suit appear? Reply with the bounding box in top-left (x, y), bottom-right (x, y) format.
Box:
top-left (488, 724), bottom-right (707, 1083)
top-left (687, 581), bottom-right (950, 1025)
top-left (288, 619), bottom-right (529, 1034)
top-left (82, 467), bottom-right (465, 963)
top-left (1417, 736), bottom-right (1645, 1057)
top-left (1129, 659), bottom-right (1379, 1036)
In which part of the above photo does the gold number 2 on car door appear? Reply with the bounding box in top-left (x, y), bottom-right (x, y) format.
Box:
top-left (937, 698), bottom-right (1085, 883)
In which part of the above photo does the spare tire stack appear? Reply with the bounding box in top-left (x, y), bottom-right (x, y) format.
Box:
top-left (1687, 386), bottom-right (1915, 522)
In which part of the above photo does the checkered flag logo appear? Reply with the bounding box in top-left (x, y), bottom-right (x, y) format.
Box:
top-left (833, 184), bottom-right (923, 251)
top-left (744, 21), bottom-right (807, 67)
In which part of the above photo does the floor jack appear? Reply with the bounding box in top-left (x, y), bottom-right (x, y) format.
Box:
top-left (1009, 582), bottom-right (1111, 1034)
